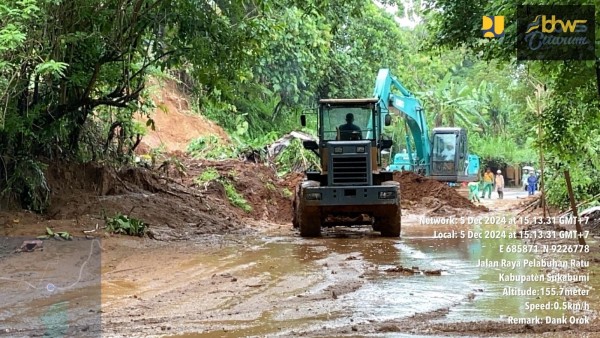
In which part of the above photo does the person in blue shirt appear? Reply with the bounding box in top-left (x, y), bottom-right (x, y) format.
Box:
top-left (527, 172), bottom-right (537, 196)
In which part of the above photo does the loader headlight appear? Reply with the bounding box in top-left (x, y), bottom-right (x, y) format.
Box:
top-left (378, 191), bottom-right (396, 199)
top-left (334, 147), bottom-right (343, 154)
top-left (305, 192), bottom-right (322, 200)
top-left (356, 146), bottom-right (365, 153)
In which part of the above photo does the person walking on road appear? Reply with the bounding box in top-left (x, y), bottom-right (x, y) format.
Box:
top-left (527, 172), bottom-right (537, 196)
top-left (481, 168), bottom-right (494, 199)
top-left (495, 169), bottom-right (505, 199)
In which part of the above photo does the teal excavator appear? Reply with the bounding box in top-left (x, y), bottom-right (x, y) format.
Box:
top-left (373, 69), bottom-right (480, 182)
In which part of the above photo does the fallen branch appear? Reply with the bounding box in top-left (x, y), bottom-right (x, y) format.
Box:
top-left (428, 201), bottom-right (443, 214)
top-left (556, 193), bottom-right (600, 218)
top-left (516, 198), bottom-right (540, 216)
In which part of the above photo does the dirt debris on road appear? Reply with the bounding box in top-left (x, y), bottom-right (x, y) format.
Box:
top-left (2, 159), bottom-right (599, 337)
top-left (2, 158), bottom-right (295, 240)
top-left (393, 171), bottom-right (489, 213)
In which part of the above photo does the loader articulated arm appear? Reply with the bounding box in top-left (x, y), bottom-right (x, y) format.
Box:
top-left (373, 68), bottom-right (431, 175)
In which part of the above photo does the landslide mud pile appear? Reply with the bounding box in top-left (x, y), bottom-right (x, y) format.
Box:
top-left (41, 158), bottom-right (294, 240)
top-left (393, 171), bottom-right (487, 212)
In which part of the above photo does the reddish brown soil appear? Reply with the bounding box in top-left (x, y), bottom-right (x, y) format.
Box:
top-left (181, 159), bottom-right (293, 223)
top-left (393, 171), bottom-right (488, 212)
top-left (135, 80), bottom-right (229, 154)
top-left (1, 158), bottom-right (293, 240)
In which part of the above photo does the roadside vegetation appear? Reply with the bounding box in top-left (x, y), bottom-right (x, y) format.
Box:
top-left (0, 0), bottom-right (597, 213)
top-left (195, 168), bottom-right (252, 213)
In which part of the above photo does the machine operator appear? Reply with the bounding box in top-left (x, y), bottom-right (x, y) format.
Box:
top-left (338, 113), bottom-right (362, 140)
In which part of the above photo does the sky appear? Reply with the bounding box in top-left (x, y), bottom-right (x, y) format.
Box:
top-left (374, 0), bottom-right (422, 29)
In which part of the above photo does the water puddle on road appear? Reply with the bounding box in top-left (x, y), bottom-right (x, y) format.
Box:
top-left (0, 237), bottom-right (102, 336)
top-left (346, 223), bottom-right (567, 323)
top-left (154, 224), bottom-right (598, 337)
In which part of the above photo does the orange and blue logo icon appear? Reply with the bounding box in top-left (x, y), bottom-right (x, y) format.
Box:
top-left (482, 16), bottom-right (505, 38)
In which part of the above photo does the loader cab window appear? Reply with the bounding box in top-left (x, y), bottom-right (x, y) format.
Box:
top-left (322, 107), bottom-right (374, 141)
top-left (433, 133), bottom-right (457, 162)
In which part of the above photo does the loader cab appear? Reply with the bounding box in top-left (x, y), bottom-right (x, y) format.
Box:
top-left (301, 98), bottom-right (394, 186)
top-left (320, 99), bottom-right (377, 142)
top-left (430, 127), bottom-right (477, 182)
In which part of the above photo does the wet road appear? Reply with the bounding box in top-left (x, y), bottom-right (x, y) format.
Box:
top-left (99, 219), bottom-right (597, 337)
top-left (2, 212), bottom-right (597, 337)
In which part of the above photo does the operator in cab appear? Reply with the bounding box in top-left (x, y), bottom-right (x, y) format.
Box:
top-left (441, 143), bottom-right (455, 161)
top-left (338, 113), bottom-right (362, 140)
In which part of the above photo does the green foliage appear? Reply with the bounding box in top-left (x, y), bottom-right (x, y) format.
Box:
top-left (187, 136), bottom-right (236, 159)
top-left (252, 7), bottom-right (330, 106)
top-left (545, 164), bottom-right (600, 210)
top-left (38, 227), bottom-right (72, 240)
top-left (1, 158), bottom-right (49, 212)
top-left (420, 0), bottom-right (600, 207)
top-left (318, 2), bottom-right (407, 98)
top-left (275, 138), bottom-right (320, 175)
top-left (194, 168), bottom-right (220, 185)
top-left (105, 213), bottom-right (147, 237)
top-left (1, 0), bottom-right (305, 211)
top-left (223, 181), bottom-right (252, 213)
top-left (194, 168), bottom-right (252, 212)
top-left (470, 135), bottom-right (537, 166)
top-left (6, 0), bottom-right (593, 213)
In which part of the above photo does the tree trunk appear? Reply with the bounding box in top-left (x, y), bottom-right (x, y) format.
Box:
top-left (434, 114), bottom-right (442, 128)
top-left (563, 170), bottom-right (586, 245)
top-left (68, 108), bottom-right (90, 152)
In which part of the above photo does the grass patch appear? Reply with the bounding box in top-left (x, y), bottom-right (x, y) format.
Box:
top-left (195, 168), bottom-right (220, 185)
top-left (187, 135), bottom-right (235, 159)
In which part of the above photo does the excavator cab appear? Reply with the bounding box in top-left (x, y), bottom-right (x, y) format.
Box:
top-left (430, 127), bottom-right (479, 182)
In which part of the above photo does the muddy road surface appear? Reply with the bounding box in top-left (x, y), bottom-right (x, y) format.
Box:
top-left (95, 215), bottom-right (598, 337)
top-left (1, 177), bottom-right (599, 338)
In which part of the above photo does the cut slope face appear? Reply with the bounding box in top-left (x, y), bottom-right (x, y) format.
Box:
top-left (137, 80), bottom-right (229, 153)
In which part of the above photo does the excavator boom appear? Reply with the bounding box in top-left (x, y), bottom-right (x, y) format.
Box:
top-left (373, 68), bottom-right (479, 182)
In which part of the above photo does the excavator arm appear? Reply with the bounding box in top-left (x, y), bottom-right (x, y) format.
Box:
top-left (371, 68), bottom-right (480, 182)
top-left (372, 68), bottom-right (431, 175)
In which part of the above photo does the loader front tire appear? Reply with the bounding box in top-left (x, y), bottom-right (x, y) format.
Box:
top-left (378, 180), bottom-right (401, 237)
top-left (378, 206), bottom-right (401, 237)
top-left (292, 186), bottom-right (301, 228)
top-left (298, 200), bottom-right (321, 237)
